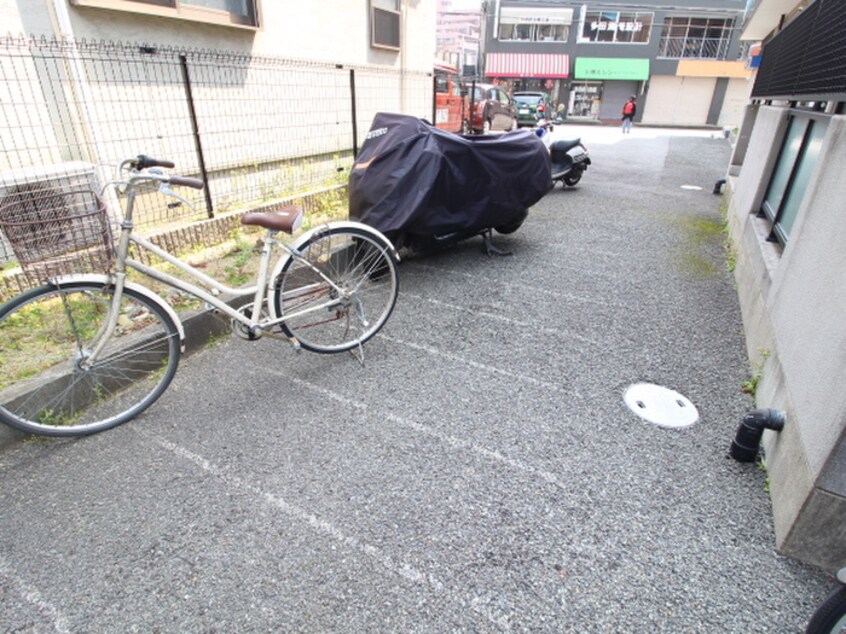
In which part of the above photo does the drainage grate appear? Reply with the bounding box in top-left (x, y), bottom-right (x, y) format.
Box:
top-left (623, 383), bottom-right (699, 428)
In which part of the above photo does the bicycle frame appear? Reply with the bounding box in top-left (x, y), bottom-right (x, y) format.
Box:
top-left (83, 172), bottom-right (356, 364)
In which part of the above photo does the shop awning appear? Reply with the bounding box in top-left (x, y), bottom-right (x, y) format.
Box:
top-left (485, 53), bottom-right (569, 79)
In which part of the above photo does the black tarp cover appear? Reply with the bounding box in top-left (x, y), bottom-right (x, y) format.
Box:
top-left (349, 113), bottom-right (552, 240)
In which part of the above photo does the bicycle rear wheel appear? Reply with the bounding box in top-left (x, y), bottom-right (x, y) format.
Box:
top-left (274, 227), bottom-right (399, 353)
top-left (0, 281), bottom-right (180, 436)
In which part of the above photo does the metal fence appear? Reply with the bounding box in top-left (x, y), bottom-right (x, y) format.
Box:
top-left (0, 35), bottom-right (433, 278)
top-left (752, 0), bottom-right (846, 100)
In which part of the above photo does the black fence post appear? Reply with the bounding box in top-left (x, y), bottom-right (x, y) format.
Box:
top-left (432, 73), bottom-right (437, 125)
top-left (179, 53), bottom-right (214, 218)
top-left (469, 80), bottom-right (476, 134)
top-left (349, 68), bottom-right (359, 159)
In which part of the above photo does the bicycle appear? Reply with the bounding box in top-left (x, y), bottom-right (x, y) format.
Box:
top-left (0, 155), bottom-right (400, 437)
top-left (806, 567), bottom-right (846, 633)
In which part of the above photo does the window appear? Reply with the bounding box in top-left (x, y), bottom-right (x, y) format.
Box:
top-left (499, 23), bottom-right (569, 42)
top-left (371, 0), bottom-right (400, 51)
top-left (580, 11), bottom-right (652, 44)
top-left (498, 7), bottom-right (572, 42)
top-left (69, 0), bottom-right (260, 28)
top-left (658, 17), bottom-right (734, 59)
top-left (761, 112), bottom-right (828, 245)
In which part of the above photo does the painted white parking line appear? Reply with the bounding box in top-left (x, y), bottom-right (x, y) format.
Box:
top-left (0, 559), bottom-right (71, 633)
top-left (400, 291), bottom-right (605, 348)
top-left (379, 333), bottom-right (565, 392)
top-left (408, 262), bottom-right (625, 307)
top-left (140, 431), bottom-right (512, 631)
top-left (279, 373), bottom-right (563, 487)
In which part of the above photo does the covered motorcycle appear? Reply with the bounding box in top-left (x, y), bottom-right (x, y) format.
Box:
top-left (348, 113), bottom-right (552, 252)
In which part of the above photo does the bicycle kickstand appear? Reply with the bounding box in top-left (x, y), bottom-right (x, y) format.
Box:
top-left (348, 340), bottom-right (365, 367)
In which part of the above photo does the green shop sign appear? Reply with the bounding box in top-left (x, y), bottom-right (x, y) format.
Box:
top-left (574, 58), bottom-right (649, 81)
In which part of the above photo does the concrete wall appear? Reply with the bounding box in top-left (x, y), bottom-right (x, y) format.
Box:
top-left (727, 105), bottom-right (846, 570)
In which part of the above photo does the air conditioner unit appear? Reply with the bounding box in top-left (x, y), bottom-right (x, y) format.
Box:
top-left (0, 161), bottom-right (108, 275)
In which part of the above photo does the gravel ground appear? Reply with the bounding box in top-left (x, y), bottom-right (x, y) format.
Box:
top-left (0, 124), bottom-right (834, 632)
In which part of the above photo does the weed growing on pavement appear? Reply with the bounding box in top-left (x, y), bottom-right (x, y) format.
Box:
top-left (719, 199), bottom-right (738, 273)
top-left (741, 349), bottom-right (770, 401)
top-left (671, 213), bottom-right (723, 278)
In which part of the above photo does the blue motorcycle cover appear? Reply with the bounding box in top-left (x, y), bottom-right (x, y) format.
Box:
top-left (348, 113), bottom-right (552, 244)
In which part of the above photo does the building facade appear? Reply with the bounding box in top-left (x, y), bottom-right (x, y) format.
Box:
top-left (5, 0), bottom-right (436, 71)
top-left (481, 0), bottom-right (752, 127)
top-left (726, 0), bottom-right (846, 571)
top-left (436, 0), bottom-right (482, 76)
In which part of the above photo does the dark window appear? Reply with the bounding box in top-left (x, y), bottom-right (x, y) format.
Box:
top-left (658, 16), bottom-right (734, 59)
top-left (499, 23), bottom-right (568, 42)
top-left (371, 1), bottom-right (400, 51)
top-left (761, 112), bottom-right (829, 245)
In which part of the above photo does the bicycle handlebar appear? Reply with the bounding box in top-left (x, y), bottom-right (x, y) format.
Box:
top-left (118, 155), bottom-right (205, 191)
top-left (133, 155), bottom-right (175, 169)
top-left (168, 176), bottom-right (205, 190)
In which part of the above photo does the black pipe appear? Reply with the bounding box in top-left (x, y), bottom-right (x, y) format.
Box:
top-left (730, 408), bottom-right (786, 462)
top-left (713, 178), bottom-right (726, 195)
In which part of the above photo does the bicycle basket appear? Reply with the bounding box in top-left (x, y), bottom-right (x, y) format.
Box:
top-left (0, 184), bottom-right (114, 283)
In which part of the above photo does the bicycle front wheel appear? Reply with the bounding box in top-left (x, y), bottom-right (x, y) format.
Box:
top-left (274, 227), bottom-right (399, 353)
top-left (806, 585), bottom-right (846, 633)
top-left (0, 281), bottom-right (180, 436)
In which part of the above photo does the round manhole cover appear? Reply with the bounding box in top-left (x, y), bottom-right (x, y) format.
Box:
top-left (624, 383), bottom-right (699, 428)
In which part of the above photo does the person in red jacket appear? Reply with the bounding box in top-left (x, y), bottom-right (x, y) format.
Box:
top-left (621, 95), bottom-right (637, 134)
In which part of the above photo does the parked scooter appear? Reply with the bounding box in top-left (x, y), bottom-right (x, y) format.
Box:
top-left (535, 121), bottom-right (591, 187)
top-left (805, 567), bottom-right (846, 633)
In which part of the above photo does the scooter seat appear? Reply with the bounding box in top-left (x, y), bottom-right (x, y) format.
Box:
top-left (551, 138), bottom-right (582, 153)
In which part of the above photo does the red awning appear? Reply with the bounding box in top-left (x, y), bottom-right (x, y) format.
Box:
top-left (485, 53), bottom-right (569, 79)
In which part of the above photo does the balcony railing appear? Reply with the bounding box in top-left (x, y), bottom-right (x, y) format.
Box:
top-left (658, 36), bottom-right (730, 60)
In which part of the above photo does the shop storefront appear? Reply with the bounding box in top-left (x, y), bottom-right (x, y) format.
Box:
top-left (570, 58), bottom-right (649, 120)
top-left (486, 5), bottom-right (575, 107)
top-left (485, 53), bottom-right (570, 105)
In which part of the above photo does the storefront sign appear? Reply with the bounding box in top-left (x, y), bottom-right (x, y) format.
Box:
top-left (499, 7), bottom-right (573, 25)
top-left (589, 20), bottom-right (642, 33)
top-left (574, 58), bottom-right (649, 81)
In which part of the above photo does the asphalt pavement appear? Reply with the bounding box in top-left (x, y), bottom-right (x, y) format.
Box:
top-left (0, 124), bottom-right (834, 632)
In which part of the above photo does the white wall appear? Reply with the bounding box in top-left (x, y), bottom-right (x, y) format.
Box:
top-left (45, 0), bottom-right (436, 72)
top-left (718, 77), bottom-right (753, 129)
top-left (642, 75), bottom-right (715, 126)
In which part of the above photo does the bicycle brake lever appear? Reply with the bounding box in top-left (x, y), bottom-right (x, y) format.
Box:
top-left (158, 181), bottom-right (194, 210)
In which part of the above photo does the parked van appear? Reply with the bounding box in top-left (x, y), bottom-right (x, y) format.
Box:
top-left (434, 61), bottom-right (467, 134)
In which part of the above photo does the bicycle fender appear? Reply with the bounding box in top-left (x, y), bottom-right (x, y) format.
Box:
top-left (321, 222), bottom-right (400, 261)
top-left (51, 274), bottom-right (186, 352)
